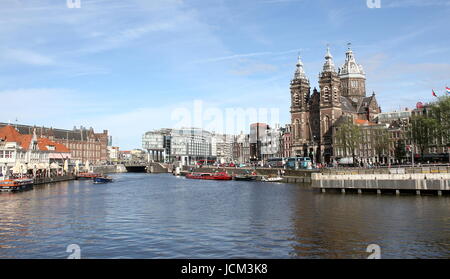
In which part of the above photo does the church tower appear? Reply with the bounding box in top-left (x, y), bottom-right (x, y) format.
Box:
top-left (290, 55), bottom-right (311, 157)
top-left (339, 44), bottom-right (366, 107)
top-left (318, 47), bottom-right (342, 163)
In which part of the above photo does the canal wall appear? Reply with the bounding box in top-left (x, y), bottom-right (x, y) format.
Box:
top-left (321, 166), bottom-right (450, 175)
top-left (33, 175), bottom-right (75, 185)
top-left (312, 172), bottom-right (450, 195)
top-left (92, 164), bottom-right (127, 174)
top-left (148, 163), bottom-right (170, 173)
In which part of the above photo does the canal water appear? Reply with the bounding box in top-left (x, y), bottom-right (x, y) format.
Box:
top-left (0, 173), bottom-right (448, 259)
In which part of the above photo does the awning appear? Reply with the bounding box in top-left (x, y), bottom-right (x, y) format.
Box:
top-left (50, 162), bottom-right (61, 169)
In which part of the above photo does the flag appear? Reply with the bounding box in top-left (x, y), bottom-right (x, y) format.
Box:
top-left (446, 86), bottom-right (450, 95)
top-left (432, 90), bottom-right (437, 97)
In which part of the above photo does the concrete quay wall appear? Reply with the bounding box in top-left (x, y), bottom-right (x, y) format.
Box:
top-left (312, 172), bottom-right (450, 194)
top-left (33, 175), bottom-right (75, 185)
top-left (321, 166), bottom-right (450, 175)
top-left (148, 163), bottom-right (170, 173)
top-left (93, 164), bottom-right (127, 174)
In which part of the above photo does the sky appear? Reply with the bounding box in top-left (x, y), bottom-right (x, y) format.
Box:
top-left (0, 0), bottom-right (449, 149)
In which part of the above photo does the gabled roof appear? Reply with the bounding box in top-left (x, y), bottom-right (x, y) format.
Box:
top-left (357, 95), bottom-right (378, 114)
top-left (38, 138), bottom-right (71, 153)
top-left (340, 96), bottom-right (356, 112)
top-left (0, 125), bottom-right (22, 143)
top-left (0, 125), bottom-right (31, 149)
top-left (0, 125), bottom-right (70, 152)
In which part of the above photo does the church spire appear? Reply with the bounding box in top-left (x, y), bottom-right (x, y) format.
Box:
top-left (322, 45), bottom-right (336, 73)
top-left (293, 54), bottom-right (308, 81)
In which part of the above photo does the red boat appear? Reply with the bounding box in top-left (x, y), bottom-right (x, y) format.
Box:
top-left (186, 172), bottom-right (232, 180)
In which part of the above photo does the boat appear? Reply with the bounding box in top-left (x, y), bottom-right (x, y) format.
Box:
top-left (76, 173), bottom-right (101, 180)
top-left (93, 176), bottom-right (113, 184)
top-left (261, 176), bottom-right (284, 182)
top-left (186, 172), bottom-right (232, 180)
top-left (234, 170), bottom-right (257, 181)
top-left (234, 174), bottom-right (257, 181)
top-left (0, 178), bottom-right (34, 192)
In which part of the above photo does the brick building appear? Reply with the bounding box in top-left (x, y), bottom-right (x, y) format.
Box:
top-left (0, 123), bottom-right (109, 164)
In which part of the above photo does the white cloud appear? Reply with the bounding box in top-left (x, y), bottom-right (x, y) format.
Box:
top-left (0, 48), bottom-right (54, 66)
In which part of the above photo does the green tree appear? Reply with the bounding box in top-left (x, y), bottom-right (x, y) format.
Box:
top-left (394, 140), bottom-right (406, 163)
top-left (430, 96), bottom-right (450, 148)
top-left (409, 115), bottom-right (438, 158)
top-left (373, 128), bottom-right (391, 164)
top-left (335, 117), bottom-right (362, 165)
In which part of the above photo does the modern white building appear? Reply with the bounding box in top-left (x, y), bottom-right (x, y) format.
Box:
top-left (107, 146), bottom-right (120, 162)
top-left (232, 132), bottom-right (250, 164)
top-left (212, 134), bottom-right (234, 163)
top-left (142, 128), bottom-right (215, 165)
top-left (142, 128), bottom-right (172, 162)
top-left (260, 124), bottom-right (283, 161)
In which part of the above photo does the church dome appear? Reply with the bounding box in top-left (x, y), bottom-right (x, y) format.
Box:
top-left (339, 44), bottom-right (365, 78)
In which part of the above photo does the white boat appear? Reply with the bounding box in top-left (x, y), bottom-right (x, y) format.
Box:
top-left (261, 176), bottom-right (283, 182)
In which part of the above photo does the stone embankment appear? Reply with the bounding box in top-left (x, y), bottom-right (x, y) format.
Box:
top-left (33, 175), bottom-right (75, 185)
top-left (92, 164), bottom-right (127, 174)
top-left (313, 167), bottom-right (450, 195)
top-left (147, 163), bottom-right (170, 173)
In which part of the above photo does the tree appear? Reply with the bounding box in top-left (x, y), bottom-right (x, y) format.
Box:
top-left (409, 115), bottom-right (438, 159)
top-left (334, 117), bottom-right (362, 165)
top-left (373, 128), bottom-right (391, 164)
top-left (394, 140), bottom-right (406, 163)
top-left (430, 96), bottom-right (450, 149)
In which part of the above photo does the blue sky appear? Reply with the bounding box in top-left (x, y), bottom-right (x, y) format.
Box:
top-left (0, 0), bottom-right (449, 149)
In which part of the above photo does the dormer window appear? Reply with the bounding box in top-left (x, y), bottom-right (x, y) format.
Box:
top-left (47, 145), bottom-right (55, 151)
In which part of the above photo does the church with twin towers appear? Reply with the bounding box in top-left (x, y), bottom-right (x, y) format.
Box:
top-left (290, 45), bottom-right (381, 163)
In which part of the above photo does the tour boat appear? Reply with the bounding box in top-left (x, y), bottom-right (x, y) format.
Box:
top-left (93, 176), bottom-right (113, 184)
top-left (76, 173), bottom-right (102, 180)
top-left (0, 178), bottom-right (34, 192)
top-left (185, 172), bottom-right (232, 180)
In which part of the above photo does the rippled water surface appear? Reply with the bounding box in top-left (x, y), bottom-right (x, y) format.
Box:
top-left (0, 173), bottom-right (449, 259)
